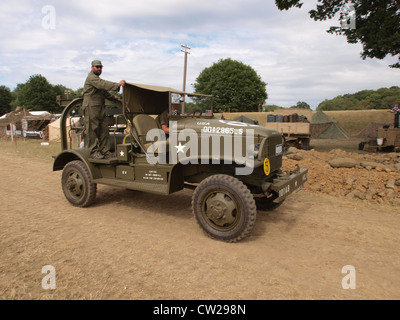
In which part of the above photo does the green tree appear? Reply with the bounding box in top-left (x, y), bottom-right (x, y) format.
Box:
top-left (0, 85), bottom-right (13, 115)
top-left (275, 0), bottom-right (400, 68)
top-left (353, 89), bottom-right (374, 101)
top-left (14, 75), bottom-right (61, 112)
top-left (74, 87), bottom-right (84, 98)
top-left (263, 104), bottom-right (282, 112)
top-left (193, 58), bottom-right (268, 112)
top-left (317, 86), bottom-right (400, 110)
top-left (290, 101), bottom-right (311, 109)
top-left (53, 85), bottom-right (83, 100)
top-left (11, 83), bottom-right (25, 110)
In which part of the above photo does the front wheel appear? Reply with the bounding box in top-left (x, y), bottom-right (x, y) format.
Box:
top-left (61, 160), bottom-right (97, 207)
top-left (192, 175), bottom-right (257, 242)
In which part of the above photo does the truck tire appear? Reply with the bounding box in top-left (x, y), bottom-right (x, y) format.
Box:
top-left (302, 138), bottom-right (310, 150)
top-left (358, 141), bottom-right (366, 151)
top-left (192, 175), bottom-right (257, 242)
top-left (61, 160), bottom-right (97, 207)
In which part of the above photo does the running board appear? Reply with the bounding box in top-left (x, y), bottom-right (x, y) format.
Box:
top-left (93, 178), bottom-right (169, 195)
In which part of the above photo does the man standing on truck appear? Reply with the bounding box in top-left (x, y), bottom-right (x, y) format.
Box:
top-left (82, 60), bottom-right (126, 159)
top-left (391, 104), bottom-right (399, 128)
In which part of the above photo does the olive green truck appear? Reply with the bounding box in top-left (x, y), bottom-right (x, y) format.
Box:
top-left (53, 83), bottom-right (308, 242)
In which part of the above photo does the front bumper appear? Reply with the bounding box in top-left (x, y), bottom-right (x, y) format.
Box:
top-left (270, 165), bottom-right (308, 203)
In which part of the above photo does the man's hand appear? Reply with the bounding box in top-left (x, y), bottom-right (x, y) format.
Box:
top-left (117, 80), bottom-right (126, 93)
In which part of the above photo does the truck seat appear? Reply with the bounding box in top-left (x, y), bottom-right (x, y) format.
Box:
top-left (132, 114), bottom-right (168, 154)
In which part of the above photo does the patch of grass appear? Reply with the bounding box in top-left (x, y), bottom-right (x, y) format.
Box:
top-left (324, 110), bottom-right (395, 135)
top-left (0, 139), bottom-right (62, 162)
top-left (310, 137), bottom-right (367, 154)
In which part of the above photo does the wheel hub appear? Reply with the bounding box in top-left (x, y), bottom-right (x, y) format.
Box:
top-left (205, 192), bottom-right (237, 227)
top-left (66, 173), bottom-right (83, 197)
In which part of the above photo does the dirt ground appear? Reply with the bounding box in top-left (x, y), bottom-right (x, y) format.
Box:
top-left (0, 139), bottom-right (399, 300)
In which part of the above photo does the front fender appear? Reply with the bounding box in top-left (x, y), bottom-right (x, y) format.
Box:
top-left (53, 148), bottom-right (101, 180)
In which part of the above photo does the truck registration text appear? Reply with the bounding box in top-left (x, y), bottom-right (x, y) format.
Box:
top-left (202, 126), bottom-right (243, 135)
top-left (279, 185), bottom-right (290, 198)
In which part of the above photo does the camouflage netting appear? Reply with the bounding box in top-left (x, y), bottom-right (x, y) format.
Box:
top-left (233, 115), bottom-right (259, 124)
top-left (311, 110), bottom-right (350, 139)
top-left (357, 122), bottom-right (385, 139)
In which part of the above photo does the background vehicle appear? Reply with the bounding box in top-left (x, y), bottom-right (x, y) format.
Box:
top-left (265, 110), bottom-right (311, 150)
top-left (53, 83), bottom-right (308, 242)
top-left (360, 112), bottom-right (400, 152)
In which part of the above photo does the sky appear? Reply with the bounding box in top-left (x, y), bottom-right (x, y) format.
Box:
top-left (0, 0), bottom-right (398, 110)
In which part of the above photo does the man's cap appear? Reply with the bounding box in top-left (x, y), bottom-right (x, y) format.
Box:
top-left (91, 60), bottom-right (103, 67)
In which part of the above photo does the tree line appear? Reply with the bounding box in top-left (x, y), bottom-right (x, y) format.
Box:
top-left (0, 60), bottom-right (306, 116)
top-left (0, 59), bottom-right (269, 115)
top-left (0, 68), bottom-right (398, 116)
top-left (0, 74), bottom-right (82, 115)
top-left (317, 86), bottom-right (400, 111)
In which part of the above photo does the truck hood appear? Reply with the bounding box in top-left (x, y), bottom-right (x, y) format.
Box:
top-left (174, 117), bottom-right (281, 140)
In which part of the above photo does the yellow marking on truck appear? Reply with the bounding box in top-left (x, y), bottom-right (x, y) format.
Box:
top-left (263, 158), bottom-right (271, 176)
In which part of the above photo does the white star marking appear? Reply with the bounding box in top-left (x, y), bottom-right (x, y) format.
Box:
top-left (119, 150), bottom-right (125, 157)
top-left (175, 142), bottom-right (186, 153)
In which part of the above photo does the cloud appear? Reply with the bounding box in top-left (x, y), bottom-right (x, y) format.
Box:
top-left (0, 0), bottom-right (398, 109)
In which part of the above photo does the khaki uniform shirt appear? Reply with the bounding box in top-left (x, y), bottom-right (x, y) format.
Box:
top-left (158, 107), bottom-right (179, 127)
top-left (82, 71), bottom-right (119, 108)
top-left (159, 109), bottom-right (169, 127)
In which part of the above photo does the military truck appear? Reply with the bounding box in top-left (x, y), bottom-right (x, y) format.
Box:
top-left (53, 83), bottom-right (308, 242)
top-left (265, 110), bottom-right (312, 150)
top-left (361, 112), bottom-right (400, 152)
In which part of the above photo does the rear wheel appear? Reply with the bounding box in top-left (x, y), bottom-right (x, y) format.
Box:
top-left (192, 175), bottom-right (256, 242)
top-left (61, 160), bottom-right (97, 207)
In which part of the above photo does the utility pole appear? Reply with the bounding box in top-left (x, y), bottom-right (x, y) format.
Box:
top-left (181, 44), bottom-right (190, 114)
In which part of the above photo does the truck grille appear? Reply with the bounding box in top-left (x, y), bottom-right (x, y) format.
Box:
top-left (260, 135), bottom-right (283, 158)
top-left (269, 134), bottom-right (284, 157)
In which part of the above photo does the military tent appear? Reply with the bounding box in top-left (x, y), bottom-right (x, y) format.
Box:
top-left (356, 122), bottom-right (386, 139)
top-left (47, 117), bottom-right (81, 142)
top-left (311, 110), bottom-right (350, 139)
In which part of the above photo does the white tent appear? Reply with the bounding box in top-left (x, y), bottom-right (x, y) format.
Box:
top-left (47, 117), bottom-right (81, 142)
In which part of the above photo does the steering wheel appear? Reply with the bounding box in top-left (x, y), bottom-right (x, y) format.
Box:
top-left (187, 109), bottom-right (202, 116)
